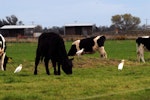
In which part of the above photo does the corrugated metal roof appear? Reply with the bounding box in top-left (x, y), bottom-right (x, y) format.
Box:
top-left (64, 23), bottom-right (94, 27)
top-left (0, 25), bottom-right (36, 29)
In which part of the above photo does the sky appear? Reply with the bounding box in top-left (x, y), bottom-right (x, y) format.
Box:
top-left (0, 0), bottom-right (150, 28)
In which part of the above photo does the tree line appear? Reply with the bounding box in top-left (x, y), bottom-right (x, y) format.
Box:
top-left (0, 15), bottom-right (23, 27)
top-left (0, 14), bottom-right (147, 34)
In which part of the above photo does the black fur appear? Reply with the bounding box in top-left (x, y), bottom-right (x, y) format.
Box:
top-left (136, 37), bottom-right (150, 50)
top-left (67, 45), bottom-right (77, 56)
top-left (3, 56), bottom-right (12, 70)
top-left (79, 36), bottom-right (95, 52)
top-left (34, 32), bottom-right (73, 75)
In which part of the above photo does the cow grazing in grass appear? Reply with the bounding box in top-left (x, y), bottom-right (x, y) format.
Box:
top-left (34, 32), bottom-right (73, 75)
top-left (0, 34), bottom-right (7, 71)
top-left (136, 36), bottom-right (150, 63)
top-left (68, 35), bottom-right (107, 58)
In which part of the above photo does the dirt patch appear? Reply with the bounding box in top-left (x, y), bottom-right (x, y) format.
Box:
top-left (72, 56), bottom-right (143, 68)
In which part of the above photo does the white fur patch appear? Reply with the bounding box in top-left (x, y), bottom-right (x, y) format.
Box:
top-left (92, 36), bottom-right (101, 51)
top-left (137, 44), bottom-right (145, 63)
top-left (0, 34), bottom-right (5, 49)
top-left (72, 40), bottom-right (80, 51)
top-left (0, 52), bottom-right (6, 71)
top-left (0, 34), bottom-right (6, 71)
top-left (141, 36), bottom-right (149, 38)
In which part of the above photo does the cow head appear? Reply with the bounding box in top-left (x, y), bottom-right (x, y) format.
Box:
top-left (62, 58), bottom-right (73, 74)
top-left (68, 45), bottom-right (77, 56)
top-left (99, 46), bottom-right (107, 58)
top-left (68, 40), bottom-right (80, 56)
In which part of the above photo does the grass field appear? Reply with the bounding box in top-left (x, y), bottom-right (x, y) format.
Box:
top-left (0, 40), bottom-right (150, 100)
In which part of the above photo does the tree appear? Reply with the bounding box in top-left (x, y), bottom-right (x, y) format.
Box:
top-left (6, 15), bottom-right (18, 25)
top-left (34, 25), bottom-right (43, 32)
top-left (0, 15), bottom-right (23, 27)
top-left (18, 21), bottom-right (24, 25)
top-left (111, 13), bottom-right (141, 31)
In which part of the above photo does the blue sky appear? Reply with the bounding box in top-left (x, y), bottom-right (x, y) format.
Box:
top-left (0, 0), bottom-right (149, 27)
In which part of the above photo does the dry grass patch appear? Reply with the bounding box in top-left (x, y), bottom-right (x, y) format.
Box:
top-left (72, 56), bottom-right (143, 68)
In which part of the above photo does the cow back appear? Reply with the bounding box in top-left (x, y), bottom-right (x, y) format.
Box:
top-left (79, 36), bottom-right (95, 52)
top-left (37, 32), bottom-right (68, 61)
top-left (136, 37), bottom-right (150, 50)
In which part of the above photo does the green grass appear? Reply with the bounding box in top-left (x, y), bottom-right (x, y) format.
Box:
top-left (0, 40), bottom-right (150, 100)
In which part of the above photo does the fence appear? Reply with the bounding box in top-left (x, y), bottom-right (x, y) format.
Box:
top-left (5, 31), bottom-right (150, 43)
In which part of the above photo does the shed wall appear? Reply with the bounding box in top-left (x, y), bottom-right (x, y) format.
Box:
top-left (65, 26), bottom-right (93, 35)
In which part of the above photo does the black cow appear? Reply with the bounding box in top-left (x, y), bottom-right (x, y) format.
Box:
top-left (34, 32), bottom-right (73, 75)
top-left (0, 34), bottom-right (9, 71)
top-left (136, 36), bottom-right (150, 63)
top-left (68, 35), bottom-right (107, 58)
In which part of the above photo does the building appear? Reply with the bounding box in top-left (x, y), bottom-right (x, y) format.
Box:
top-left (0, 25), bottom-right (36, 37)
top-left (64, 23), bottom-right (94, 36)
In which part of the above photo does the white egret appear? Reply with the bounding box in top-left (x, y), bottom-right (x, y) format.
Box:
top-left (118, 60), bottom-right (125, 70)
top-left (14, 64), bottom-right (22, 73)
top-left (76, 48), bottom-right (84, 56)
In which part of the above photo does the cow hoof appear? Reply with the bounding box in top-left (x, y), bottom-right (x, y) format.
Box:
top-left (47, 73), bottom-right (50, 75)
top-left (54, 71), bottom-right (58, 75)
top-left (34, 73), bottom-right (37, 75)
top-left (54, 73), bottom-right (58, 75)
top-left (34, 71), bottom-right (37, 75)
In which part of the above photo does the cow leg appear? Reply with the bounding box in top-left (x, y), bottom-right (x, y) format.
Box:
top-left (0, 52), bottom-right (6, 71)
top-left (3, 61), bottom-right (7, 71)
top-left (34, 56), bottom-right (40, 75)
top-left (138, 52), bottom-right (145, 63)
top-left (44, 58), bottom-right (50, 75)
top-left (0, 59), bottom-right (2, 71)
top-left (98, 47), bottom-right (107, 58)
top-left (141, 55), bottom-right (145, 63)
top-left (137, 44), bottom-right (145, 63)
top-left (58, 63), bottom-right (61, 75)
top-left (52, 60), bottom-right (58, 75)
top-left (3, 55), bottom-right (8, 71)
top-left (137, 52), bottom-right (141, 62)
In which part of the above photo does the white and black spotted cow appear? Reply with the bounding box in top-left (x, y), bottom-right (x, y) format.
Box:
top-left (68, 35), bottom-right (107, 58)
top-left (0, 34), bottom-right (7, 71)
top-left (136, 36), bottom-right (150, 63)
top-left (0, 34), bottom-right (11, 71)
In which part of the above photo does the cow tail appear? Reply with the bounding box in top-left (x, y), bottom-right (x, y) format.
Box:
top-left (36, 47), bottom-right (44, 62)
